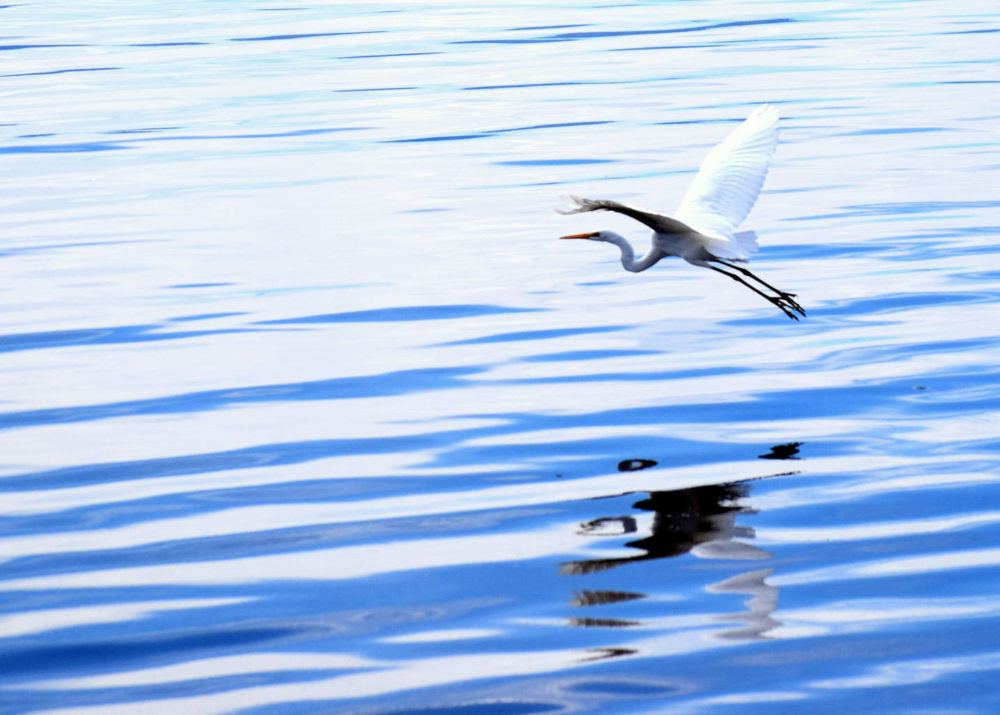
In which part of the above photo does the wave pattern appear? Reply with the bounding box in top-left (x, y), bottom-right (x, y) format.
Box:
top-left (2, 1), bottom-right (1000, 713)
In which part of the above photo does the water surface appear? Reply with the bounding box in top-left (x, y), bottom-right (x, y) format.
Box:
top-left (3, 1), bottom-right (1000, 713)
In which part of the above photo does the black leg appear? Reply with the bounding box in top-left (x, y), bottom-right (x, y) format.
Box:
top-left (706, 265), bottom-right (800, 320)
top-left (714, 260), bottom-right (805, 316)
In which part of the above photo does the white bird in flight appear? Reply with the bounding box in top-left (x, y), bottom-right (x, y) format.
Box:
top-left (559, 105), bottom-right (804, 320)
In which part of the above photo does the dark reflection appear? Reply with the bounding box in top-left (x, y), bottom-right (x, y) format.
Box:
top-left (577, 515), bottom-right (637, 539)
top-left (571, 590), bottom-right (644, 607)
top-left (568, 617), bottom-right (640, 628)
top-left (759, 441), bottom-right (801, 459)
top-left (579, 647), bottom-right (638, 663)
top-left (562, 457), bottom-right (793, 641)
top-left (617, 458), bottom-right (657, 472)
top-left (560, 482), bottom-right (763, 576)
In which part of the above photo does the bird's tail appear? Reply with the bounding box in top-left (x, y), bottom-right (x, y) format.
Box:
top-left (730, 230), bottom-right (759, 261)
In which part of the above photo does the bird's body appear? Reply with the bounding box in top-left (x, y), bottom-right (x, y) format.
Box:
top-left (559, 105), bottom-right (804, 320)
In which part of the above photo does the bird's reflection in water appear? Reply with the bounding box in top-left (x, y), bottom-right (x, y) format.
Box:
top-left (759, 441), bottom-right (801, 460)
top-left (571, 590), bottom-right (644, 607)
top-left (708, 568), bottom-right (780, 640)
top-left (578, 646), bottom-right (639, 663)
top-left (562, 452), bottom-right (796, 641)
top-left (560, 481), bottom-right (765, 577)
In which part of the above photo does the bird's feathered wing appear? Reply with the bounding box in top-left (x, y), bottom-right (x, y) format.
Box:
top-left (673, 105), bottom-right (779, 259)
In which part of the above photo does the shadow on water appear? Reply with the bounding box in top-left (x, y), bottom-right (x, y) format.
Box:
top-left (561, 448), bottom-right (803, 642)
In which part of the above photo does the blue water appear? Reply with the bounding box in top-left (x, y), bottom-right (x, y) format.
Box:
top-left (3, 2), bottom-right (1000, 713)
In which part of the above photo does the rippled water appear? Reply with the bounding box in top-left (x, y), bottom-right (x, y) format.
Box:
top-left (3, 1), bottom-right (1000, 713)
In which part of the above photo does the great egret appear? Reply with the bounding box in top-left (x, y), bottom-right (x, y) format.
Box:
top-left (559, 104), bottom-right (804, 320)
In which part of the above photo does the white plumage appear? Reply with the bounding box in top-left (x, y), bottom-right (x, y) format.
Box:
top-left (558, 105), bottom-right (803, 320)
top-left (675, 104), bottom-right (779, 257)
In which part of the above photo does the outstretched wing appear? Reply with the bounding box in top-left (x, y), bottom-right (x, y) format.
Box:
top-left (558, 196), bottom-right (688, 234)
top-left (674, 105), bottom-right (779, 252)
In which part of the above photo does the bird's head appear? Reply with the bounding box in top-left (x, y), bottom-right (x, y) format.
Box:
top-left (560, 230), bottom-right (615, 243)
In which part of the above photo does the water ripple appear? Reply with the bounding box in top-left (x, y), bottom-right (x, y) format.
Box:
top-left (0, 366), bottom-right (488, 432)
top-left (3, 1), bottom-right (1000, 713)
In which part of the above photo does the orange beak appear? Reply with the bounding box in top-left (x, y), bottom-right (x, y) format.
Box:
top-left (560, 232), bottom-right (597, 240)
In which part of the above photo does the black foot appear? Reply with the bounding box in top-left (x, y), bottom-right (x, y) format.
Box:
top-left (776, 292), bottom-right (806, 316)
top-left (769, 296), bottom-right (801, 320)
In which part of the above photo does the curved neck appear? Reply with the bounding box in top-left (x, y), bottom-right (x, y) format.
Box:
top-left (605, 233), bottom-right (663, 273)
